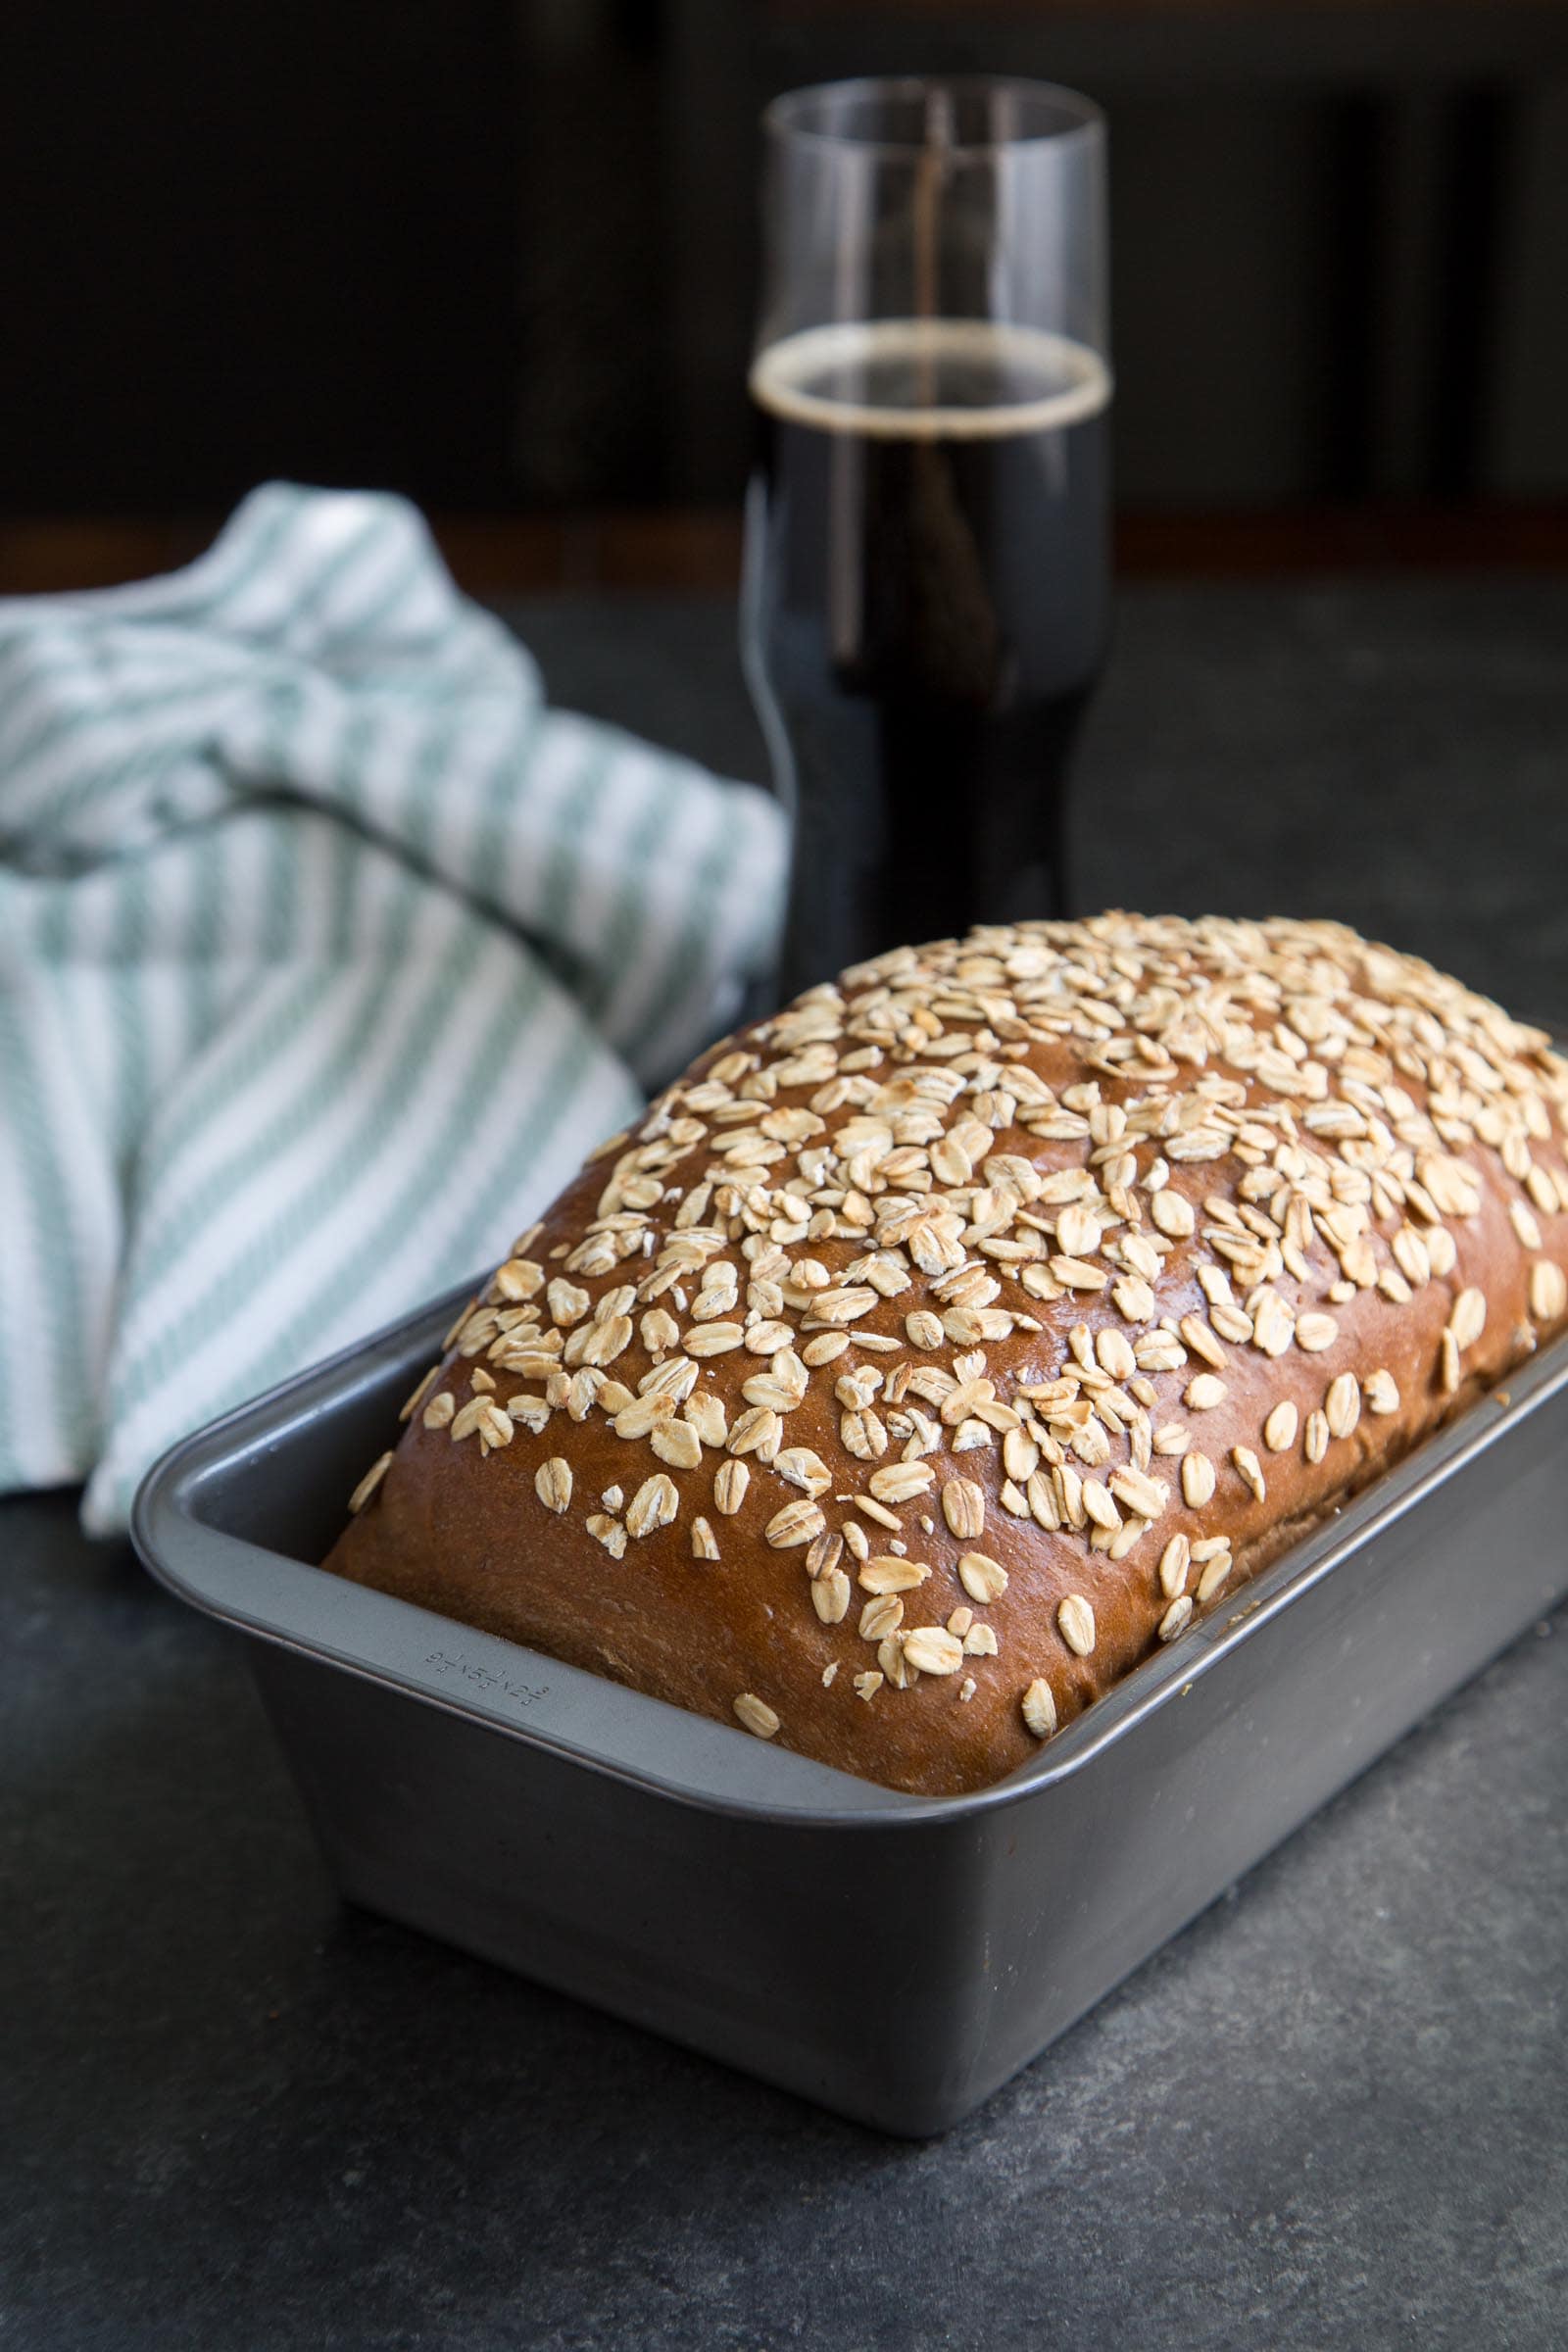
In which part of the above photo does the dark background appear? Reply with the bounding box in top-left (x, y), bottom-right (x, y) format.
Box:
top-left (6, 0), bottom-right (1568, 587)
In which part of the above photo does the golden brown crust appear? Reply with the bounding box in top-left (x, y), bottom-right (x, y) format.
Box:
top-left (324, 914), bottom-right (1568, 1795)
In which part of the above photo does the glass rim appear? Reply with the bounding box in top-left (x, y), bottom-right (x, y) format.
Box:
top-left (761, 74), bottom-right (1103, 162)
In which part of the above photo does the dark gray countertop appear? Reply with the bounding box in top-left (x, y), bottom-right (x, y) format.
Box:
top-left (6, 580), bottom-right (1568, 2351)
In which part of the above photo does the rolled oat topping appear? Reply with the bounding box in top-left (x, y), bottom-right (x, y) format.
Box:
top-left (1057, 1593), bottom-right (1097, 1657)
top-left (957, 1551), bottom-right (1009, 1605)
top-left (1021, 1678), bottom-right (1059, 1739)
top-left (390, 913), bottom-right (1567, 1770)
top-left (348, 1451), bottom-right (392, 1514)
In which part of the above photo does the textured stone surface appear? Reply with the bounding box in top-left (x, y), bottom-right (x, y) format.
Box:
top-left (6, 582), bottom-right (1568, 2349)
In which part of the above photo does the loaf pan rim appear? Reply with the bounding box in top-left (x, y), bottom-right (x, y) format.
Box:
top-left (132, 1279), bottom-right (1568, 1832)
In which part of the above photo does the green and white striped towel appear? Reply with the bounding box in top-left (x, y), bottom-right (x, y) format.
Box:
top-left (0, 483), bottom-right (786, 1533)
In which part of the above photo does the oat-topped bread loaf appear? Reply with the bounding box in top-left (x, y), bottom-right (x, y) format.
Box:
top-left (326, 914), bottom-right (1568, 1795)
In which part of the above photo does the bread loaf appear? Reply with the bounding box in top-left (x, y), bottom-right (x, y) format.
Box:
top-left (325, 914), bottom-right (1568, 1795)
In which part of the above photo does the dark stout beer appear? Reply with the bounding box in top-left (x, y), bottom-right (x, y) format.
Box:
top-left (743, 318), bottom-right (1111, 998)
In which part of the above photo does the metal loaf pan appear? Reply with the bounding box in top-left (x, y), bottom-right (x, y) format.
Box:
top-left (133, 1285), bottom-right (1568, 2136)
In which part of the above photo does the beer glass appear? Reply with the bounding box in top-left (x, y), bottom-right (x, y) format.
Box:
top-left (742, 77), bottom-right (1110, 1001)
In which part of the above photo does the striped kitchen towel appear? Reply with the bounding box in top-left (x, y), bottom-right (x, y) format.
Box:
top-left (0, 483), bottom-right (787, 1534)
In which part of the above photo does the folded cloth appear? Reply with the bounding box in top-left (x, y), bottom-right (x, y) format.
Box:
top-left (0, 484), bottom-right (787, 1533)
